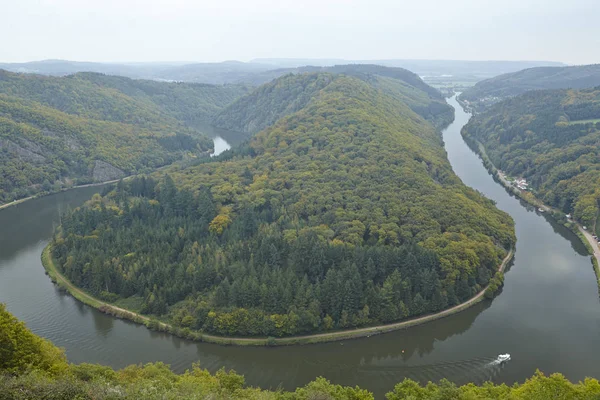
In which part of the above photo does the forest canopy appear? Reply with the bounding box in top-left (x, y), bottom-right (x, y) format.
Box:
top-left (462, 87), bottom-right (600, 228)
top-left (0, 70), bottom-right (248, 204)
top-left (212, 64), bottom-right (453, 133)
top-left (52, 72), bottom-right (515, 338)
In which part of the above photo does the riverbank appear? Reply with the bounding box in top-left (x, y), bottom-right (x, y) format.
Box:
top-left (460, 133), bottom-right (600, 291)
top-left (42, 243), bottom-right (514, 346)
top-left (0, 179), bottom-right (123, 213)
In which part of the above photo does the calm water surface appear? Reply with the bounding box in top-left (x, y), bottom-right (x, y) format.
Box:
top-left (1, 96), bottom-right (599, 397)
top-left (195, 121), bottom-right (249, 156)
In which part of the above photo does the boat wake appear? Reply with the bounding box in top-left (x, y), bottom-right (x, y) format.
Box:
top-left (338, 354), bottom-right (513, 386)
top-left (487, 353), bottom-right (511, 366)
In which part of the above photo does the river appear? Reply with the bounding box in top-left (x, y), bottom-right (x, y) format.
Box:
top-left (1, 96), bottom-right (599, 397)
top-left (194, 121), bottom-right (248, 156)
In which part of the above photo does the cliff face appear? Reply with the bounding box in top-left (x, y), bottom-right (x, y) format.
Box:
top-left (92, 160), bottom-right (125, 182)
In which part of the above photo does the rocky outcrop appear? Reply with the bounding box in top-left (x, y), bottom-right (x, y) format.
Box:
top-left (92, 160), bottom-right (125, 182)
top-left (0, 139), bottom-right (46, 163)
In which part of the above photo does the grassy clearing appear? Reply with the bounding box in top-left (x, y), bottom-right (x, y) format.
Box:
top-left (592, 257), bottom-right (600, 288)
top-left (113, 296), bottom-right (144, 313)
top-left (575, 230), bottom-right (595, 255)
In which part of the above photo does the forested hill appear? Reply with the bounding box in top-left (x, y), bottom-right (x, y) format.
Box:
top-left (459, 64), bottom-right (600, 112)
top-left (213, 65), bottom-right (453, 133)
top-left (0, 70), bottom-right (247, 204)
top-left (53, 73), bottom-right (514, 338)
top-left (3, 304), bottom-right (599, 399)
top-left (0, 70), bottom-right (249, 128)
top-left (462, 88), bottom-right (600, 227)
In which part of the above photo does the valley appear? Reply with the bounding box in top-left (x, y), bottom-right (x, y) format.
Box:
top-left (2, 96), bottom-right (600, 397)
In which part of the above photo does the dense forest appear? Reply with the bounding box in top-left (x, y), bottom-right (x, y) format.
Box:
top-left (459, 64), bottom-right (600, 112)
top-left (213, 65), bottom-right (453, 133)
top-left (2, 303), bottom-right (600, 399)
top-left (0, 70), bottom-right (248, 204)
top-left (52, 73), bottom-right (514, 338)
top-left (462, 88), bottom-right (600, 228)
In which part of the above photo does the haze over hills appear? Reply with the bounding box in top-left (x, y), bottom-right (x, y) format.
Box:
top-left (459, 64), bottom-right (600, 112)
top-left (0, 60), bottom-right (274, 85)
top-left (462, 87), bottom-right (600, 228)
top-left (52, 70), bottom-right (514, 338)
top-left (0, 70), bottom-right (248, 204)
top-left (251, 58), bottom-right (566, 78)
top-left (0, 58), bottom-right (565, 86)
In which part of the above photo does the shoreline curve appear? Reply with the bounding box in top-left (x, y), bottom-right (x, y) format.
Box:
top-left (41, 243), bottom-right (514, 346)
top-left (459, 128), bottom-right (600, 292)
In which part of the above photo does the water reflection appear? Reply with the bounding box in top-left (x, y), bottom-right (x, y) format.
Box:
top-left (192, 121), bottom-right (250, 152)
top-left (212, 136), bottom-right (231, 156)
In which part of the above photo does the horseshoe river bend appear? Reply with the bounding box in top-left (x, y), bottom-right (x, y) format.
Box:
top-left (1, 96), bottom-right (599, 397)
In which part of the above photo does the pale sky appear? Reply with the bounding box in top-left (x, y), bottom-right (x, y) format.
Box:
top-left (3, 0), bottom-right (600, 65)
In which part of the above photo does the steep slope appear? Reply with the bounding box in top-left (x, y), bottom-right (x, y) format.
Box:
top-left (459, 64), bottom-right (600, 112)
top-left (0, 70), bottom-right (247, 204)
top-left (462, 88), bottom-right (600, 227)
top-left (53, 73), bottom-right (514, 338)
top-left (213, 65), bottom-right (453, 133)
top-left (212, 73), bottom-right (335, 133)
top-left (71, 72), bottom-right (250, 124)
top-left (0, 94), bottom-right (205, 203)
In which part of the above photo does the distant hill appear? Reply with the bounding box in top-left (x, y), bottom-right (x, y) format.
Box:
top-left (252, 58), bottom-right (565, 79)
top-left (0, 59), bottom-right (153, 77)
top-left (157, 61), bottom-right (272, 84)
top-left (213, 65), bottom-right (453, 133)
top-left (459, 64), bottom-right (600, 112)
top-left (0, 60), bottom-right (274, 85)
top-left (0, 58), bottom-right (566, 86)
top-left (462, 87), bottom-right (600, 227)
top-left (0, 70), bottom-right (247, 203)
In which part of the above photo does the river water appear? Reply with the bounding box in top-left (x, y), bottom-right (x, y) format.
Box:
top-left (1, 96), bottom-right (599, 397)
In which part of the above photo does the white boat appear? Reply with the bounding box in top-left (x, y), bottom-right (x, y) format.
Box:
top-left (497, 354), bottom-right (511, 363)
top-left (538, 208), bottom-right (544, 212)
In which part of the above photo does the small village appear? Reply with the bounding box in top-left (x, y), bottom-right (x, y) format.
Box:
top-left (498, 170), bottom-right (529, 190)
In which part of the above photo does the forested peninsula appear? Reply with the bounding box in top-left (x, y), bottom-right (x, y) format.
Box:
top-left (3, 303), bottom-right (600, 399)
top-left (462, 88), bottom-right (600, 231)
top-left (50, 70), bottom-right (515, 339)
top-left (0, 70), bottom-right (248, 204)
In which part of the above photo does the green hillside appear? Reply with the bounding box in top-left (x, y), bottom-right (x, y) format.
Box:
top-left (213, 65), bottom-right (453, 133)
top-left (0, 70), bottom-right (249, 130)
top-left (459, 64), bottom-right (600, 112)
top-left (2, 303), bottom-right (600, 399)
top-left (462, 87), bottom-right (600, 227)
top-left (52, 73), bottom-right (514, 338)
top-left (0, 70), bottom-right (248, 204)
